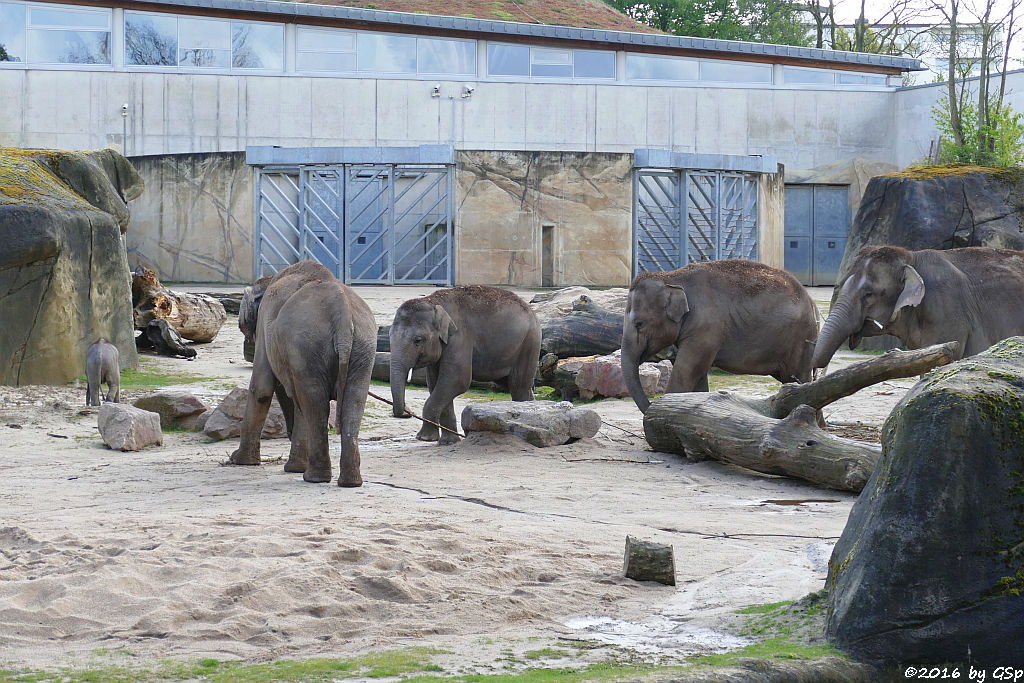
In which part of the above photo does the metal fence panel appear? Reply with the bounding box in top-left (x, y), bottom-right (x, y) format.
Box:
top-left (634, 170), bottom-right (682, 273)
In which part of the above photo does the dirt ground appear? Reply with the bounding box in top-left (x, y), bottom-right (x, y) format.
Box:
top-left (0, 285), bottom-right (914, 674)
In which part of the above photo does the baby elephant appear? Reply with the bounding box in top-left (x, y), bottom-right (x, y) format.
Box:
top-left (85, 338), bottom-right (120, 406)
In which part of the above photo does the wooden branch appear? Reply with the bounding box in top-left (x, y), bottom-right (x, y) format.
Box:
top-left (131, 267), bottom-right (227, 343)
top-left (540, 296), bottom-right (623, 359)
top-left (756, 341), bottom-right (960, 419)
top-left (645, 394), bottom-right (880, 492)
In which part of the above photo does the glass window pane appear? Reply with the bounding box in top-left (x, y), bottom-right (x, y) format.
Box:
top-left (178, 17), bottom-right (229, 50)
top-left (358, 33), bottom-right (415, 73)
top-left (487, 43), bottom-right (528, 76)
top-left (573, 50), bottom-right (613, 78)
top-left (783, 66), bottom-right (834, 84)
top-left (297, 50), bottom-right (355, 72)
top-left (417, 37), bottom-right (474, 75)
top-left (532, 63), bottom-right (571, 77)
top-left (837, 72), bottom-right (887, 85)
top-left (125, 12), bottom-right (176, 66)
top-left (28, 28), bottom-right (109, 63)
top-left (298, 27), bottom-right (354, 52)
top-left (0, 3), bottom-right (27, 63)
top-left (29, 6), bottom-right (108, 29)
top-left (700, 61), bottom-right (772, 83)
top-left (626, 54), bottom-right (697, 81)
top-left (232, 21), bottom-right (282, 70)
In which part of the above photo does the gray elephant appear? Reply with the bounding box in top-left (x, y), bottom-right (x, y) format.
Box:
top-left (85, 338), bottom-right (120, 406)
top-left (621, 260), bottom-right (819, 413)
top-left (389, 285), bottom-right (542, 445)
top-left (230, 261), bottom-right (376, 487)
top-left (812, 245), bottom-right (1024, 369)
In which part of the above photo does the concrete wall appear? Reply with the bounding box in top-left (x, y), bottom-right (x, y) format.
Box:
top-left (0, 69), bottom-right (899, 169)
top-left (455, 150), bottom-right (633, 287)
top-left (126, 152), bottom-right (255, 283)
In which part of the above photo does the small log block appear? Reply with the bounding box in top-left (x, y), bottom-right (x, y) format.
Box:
top-left (132, 267), bottom-right (227, 343)
top-left (138, 320), bottom-right (197, 359)
top-left (623, 535), bottom-right (675, 585)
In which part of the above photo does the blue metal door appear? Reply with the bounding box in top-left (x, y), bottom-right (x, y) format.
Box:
top-left (784, 184), bottom-right (848, 286)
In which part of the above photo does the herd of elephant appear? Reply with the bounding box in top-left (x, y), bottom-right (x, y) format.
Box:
top-left (230, 245), bottom-right (1024, 487)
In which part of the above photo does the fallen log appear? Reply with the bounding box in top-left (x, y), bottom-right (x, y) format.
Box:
top-left (539, 295), bottom-right (623, 359)
top-left (135, 320), bottom-right (197, 359)
top-left (643, 342), bottom-right (960, 492)
top-left (131, 267), bottom-right (227, 343)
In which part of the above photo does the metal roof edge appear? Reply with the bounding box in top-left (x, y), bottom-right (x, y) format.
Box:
top-left (246, 144), bottom-right (455, 165)
top-left (634, 149), bottom-right (780, 174)
top-left (125, 0), bottom-right (923, 71)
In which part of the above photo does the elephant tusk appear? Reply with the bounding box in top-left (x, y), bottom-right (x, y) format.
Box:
top-left (868, 318), bottom-right (884, 330)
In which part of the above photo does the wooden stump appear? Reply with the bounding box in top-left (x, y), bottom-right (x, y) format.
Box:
top-left (623, 536), bottom-right (675, 585)
top-left (132, 267), bottom-right (227, 343)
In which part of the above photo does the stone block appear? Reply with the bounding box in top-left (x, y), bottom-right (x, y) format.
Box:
top-left (132, 390), bottom-right (209, 429)
top-left (98, 404), bottom-right (163, 451)
top-left (623, 535), bottom-right (675, 586)
top-left (575, 350), bottom-right (661, 400)
top-left (461, 400), bottom-right (601, 447)
top-left (203, 387), bottom-right (288, 441)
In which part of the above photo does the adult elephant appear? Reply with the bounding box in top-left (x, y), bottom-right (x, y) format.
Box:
top-left (812, 245), bottom-right (1024, 369)
top-left (621, 260), bottom-right (819, 413)
top-left (230, 261), bottom-right (376, 487)
top-left (389, 285), bottom-right (541, 445)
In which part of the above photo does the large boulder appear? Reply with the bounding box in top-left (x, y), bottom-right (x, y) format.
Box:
top-left (461, 400), bottom-right (601, 447)
top-left (0, 148), bottom-right (143, 385)
top-left (132, 390), bottom-right (209, 429)
top-left (575, 350), bottom-right (663, 400)
top-left (203, 387), bottom-right (289, 441)
top-left (826, 337), bottom-right (1024, 665)
top-left (98, 403), bottom-right (162, 451)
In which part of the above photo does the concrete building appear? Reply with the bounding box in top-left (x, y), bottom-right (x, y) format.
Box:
top-left (1, 0), bottom-right (963, 288)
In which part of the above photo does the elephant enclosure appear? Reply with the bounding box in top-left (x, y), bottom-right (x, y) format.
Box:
top-left (0, 286), bottom-right (913, 673)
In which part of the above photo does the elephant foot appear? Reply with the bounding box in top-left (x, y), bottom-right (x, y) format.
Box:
top-left (303, 468), bottom-right (332, 484)
top-left (438, 432), bottom-right (461, 446)
top-left (416, 425), bottom-right (439, 442)
top-left (283, 457), bottom-right (307, 473)
top-left (337, 474), bottom-right (363, 488)
top-left (230, 449), bottom-right (260, 466)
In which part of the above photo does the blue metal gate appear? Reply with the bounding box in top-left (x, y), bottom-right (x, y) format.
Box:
top-left (784, 185), bottom-right (849, 286)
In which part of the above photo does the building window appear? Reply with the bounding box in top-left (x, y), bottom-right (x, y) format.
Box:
top-left (488, 43), bottom-right (615, 79)
top-left (417, 36), bottom-right (475, 75)
top-left (232, 21), bottom-right (283, 70)
top-left (297, 28), bottom-right (356, 72)
top-left (125, 12), bottom-right (176, 66)
top-left (700, 60), bottom-right (772, 83)
top-left (783, 66), bottom-right (835, 84)
top-left (626, 53), bottom-right (698, 81)
top-left (177, 17), bottom-right (230, 67)
top-left (357, 32), bottom-right (416, 73)
top-left (27, 3), bottom-right (110, 64)
top-left (0, 2), bottom-right (27, 62)
top-left (836, 72), bottom-right (887, 85)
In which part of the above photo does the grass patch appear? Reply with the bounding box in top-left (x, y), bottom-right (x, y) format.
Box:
top-left (689, 638), bottom-right (840, 667)
top-left (118, 366), bottom-right (211, 390)
top-left (523, 648), bottom-right (573, 660)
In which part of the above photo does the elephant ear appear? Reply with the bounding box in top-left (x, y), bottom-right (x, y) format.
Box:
top-left (664, 284), bottom-right (690, 323)
top-left (890, 265), bottom-right (925, 323)
top-left (434, 305), bottom-right (458, 344)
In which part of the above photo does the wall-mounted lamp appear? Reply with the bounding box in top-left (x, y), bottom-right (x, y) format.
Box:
top-left (121, 103), bottom-right (129, 155)
top-left (461, 85), bottom-right (475, 99)
top-left (431, 84), bottom-right (441, 98)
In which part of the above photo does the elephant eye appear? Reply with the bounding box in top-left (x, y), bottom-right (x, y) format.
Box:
top-left (634, 320), bottom-right (644, 330)
top-left (414, 336), bottom-right (424, 346)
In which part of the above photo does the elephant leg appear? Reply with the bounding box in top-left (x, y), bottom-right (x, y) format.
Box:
top-left (693, 374), bottom-right (710, 392)
top-left (275, 381), bottom-right (295, 438)
top-left (666, 344), bottom-right (716, 394)
top-left (336, 360), bottom-right (372, 488)
top-left (437, 401), bottom-right (460, 446)
top-left (416, 366), bottom-right (442, 442)
top-left (509, 333), bottom-right (540, 402)
top-left (230, 351), bottom-right (275, 466)
top-left (421, 363), bottom-right (469, 444)
top-left (293, 384), bottom-right (331, 484)
top-left (283, 408), bottom-right (310, 474)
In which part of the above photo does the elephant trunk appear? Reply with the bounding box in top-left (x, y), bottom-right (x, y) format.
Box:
top-left (621, 336), bottom-right (652, 413)
top-left (812, 298), bottom-right (858, 369)
top-left (389, 356), bottom-right (412, 418)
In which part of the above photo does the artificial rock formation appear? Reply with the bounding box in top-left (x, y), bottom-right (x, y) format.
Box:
top-left (0, 148), bottom-right (143, 385)
top-left (98, 403), bottom-right (163, 451)
top-left (132, 390), bottom-right (209, 430)
top-left (204, 387), bottom-right (288, 441)
top-left (461, 400), bottom-right (601, 447)
top-left (827, 337), bottom-right (1024, 665)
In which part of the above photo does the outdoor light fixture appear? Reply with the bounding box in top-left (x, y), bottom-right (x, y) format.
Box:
top-left (121, 103), bottom-right (128, 155)
top-left (431, 84), bottom-right (441, 98)
top-left (461, 85), bottom-right (474, 98)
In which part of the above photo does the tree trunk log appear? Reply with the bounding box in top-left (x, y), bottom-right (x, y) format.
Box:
top-left (540, 296), bottom-right (623, 359)
top-left (136, 320), bottom-right (197, 359)
top-left (642, 342), bottom-right (960, 492)
top-left (131, 267), bottom-right (227, 343)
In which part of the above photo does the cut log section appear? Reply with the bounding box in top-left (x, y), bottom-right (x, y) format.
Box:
top-left (643, 342), bottom-right (960, 492)
top-left (540, 295), bottom-right (623, 359)
top-left (623, 535), bottom-right (675, 585)
top-left (135, 320), bottom-right (197, 359)
top-left (131, 267), bottom-right (227, 343)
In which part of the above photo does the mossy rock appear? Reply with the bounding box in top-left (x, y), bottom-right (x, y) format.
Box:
top-left (0, 148), bottom-right (143, 385)
top-left (826, 337), bottom-right (1024, 665)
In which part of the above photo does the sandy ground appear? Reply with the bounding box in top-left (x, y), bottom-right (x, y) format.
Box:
top-left (0, 285), bottom-right (913, 673)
